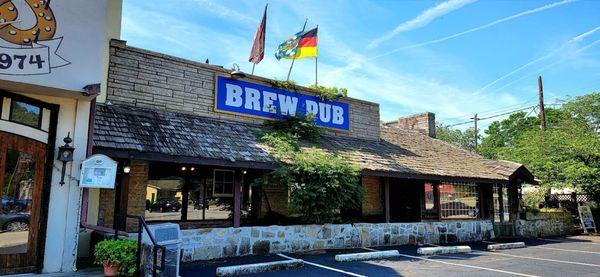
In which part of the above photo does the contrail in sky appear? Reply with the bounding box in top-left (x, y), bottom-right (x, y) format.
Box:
top-left (474, 26), bottom-right (599, 95)
top-left (488, 38), bottom-right (600, 94)
top-left (370, 0), bottom-right (577, 60)
top-left (367, 0), bottom-right (477, 49)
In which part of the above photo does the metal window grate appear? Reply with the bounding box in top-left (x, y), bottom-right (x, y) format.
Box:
top-left (439, 182), bottom-right (479, 219)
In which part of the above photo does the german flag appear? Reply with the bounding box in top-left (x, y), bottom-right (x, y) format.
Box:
top-left (295, 27), bottom-right (317, 59)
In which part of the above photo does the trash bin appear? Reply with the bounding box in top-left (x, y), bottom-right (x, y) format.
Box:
top-left (141, 223), bottom-right (182, 277)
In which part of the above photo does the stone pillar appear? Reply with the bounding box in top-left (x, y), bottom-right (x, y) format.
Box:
top-left (126, 160), bottom-right (149, 231)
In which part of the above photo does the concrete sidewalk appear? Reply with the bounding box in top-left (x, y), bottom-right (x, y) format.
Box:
top-left (7, 268), bottom-right (103, 277)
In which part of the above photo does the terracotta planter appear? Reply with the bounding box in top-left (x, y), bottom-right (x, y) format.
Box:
top-left (103, 263), bottom-right (119, 277)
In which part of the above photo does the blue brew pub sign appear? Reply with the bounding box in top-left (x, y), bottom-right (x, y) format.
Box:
top-left (215, 76), bottom-right (350, 131)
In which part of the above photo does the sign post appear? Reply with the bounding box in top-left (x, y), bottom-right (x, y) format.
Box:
top-left (578, 202), bottom-right (597, 234)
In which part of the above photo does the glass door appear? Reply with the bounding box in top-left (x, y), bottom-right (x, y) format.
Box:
top-left (0, 131), bottom-right (46, 274)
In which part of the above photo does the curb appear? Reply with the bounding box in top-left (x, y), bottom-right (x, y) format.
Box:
top-left (335, 250), bottom-right (401, 262)
top-left (417, 246), bottom-right (471, 255)
top-left (487, 242), bottom-right (526, 251)
top-left (215, 259), bottom-right (304, 276)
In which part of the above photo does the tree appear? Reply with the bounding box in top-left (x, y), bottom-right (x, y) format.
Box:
top-left (492, 93), bottom-right (600, 195)
top-left (436, 123), bottom-right (478, 152)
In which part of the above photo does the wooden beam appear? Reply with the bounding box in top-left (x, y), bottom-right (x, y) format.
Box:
top-left (384, 177), bottom-right (390, 223)
top-left (233, 170), bottom-right (243, 227)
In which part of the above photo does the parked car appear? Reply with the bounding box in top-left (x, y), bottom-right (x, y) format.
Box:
top-left (0, 211), bottom-right (29, 232)
top-left (2, 196), bottom-right (31, 212)
top-left (149, 198), bottom-right (181, 212)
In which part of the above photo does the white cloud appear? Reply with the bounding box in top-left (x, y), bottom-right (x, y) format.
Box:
top-left (372, 0), bottom-right (577, 60)
top-left (367, 0), bottom-right (477, 49)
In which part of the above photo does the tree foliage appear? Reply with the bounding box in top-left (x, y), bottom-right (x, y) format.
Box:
top-left (255, 114), bottom-right (363, 224)
top-left (435, 123), bottom-right (478, 152)
top-left (438, 93), bottom-right (599, 196)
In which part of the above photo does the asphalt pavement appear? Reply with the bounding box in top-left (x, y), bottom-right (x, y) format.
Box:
top-left (181, 235), bottom-right (600, 277)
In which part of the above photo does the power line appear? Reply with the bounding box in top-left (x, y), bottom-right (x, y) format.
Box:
top-left (443, 105), bottom-right (537, 127)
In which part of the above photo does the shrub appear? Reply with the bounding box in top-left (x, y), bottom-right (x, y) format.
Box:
top-left (94, 239), bottom-right (137, 276)
top-left (255, 114), bottom-right (363, 224)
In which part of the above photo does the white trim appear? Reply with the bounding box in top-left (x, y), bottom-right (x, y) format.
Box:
top-left (1, 97), bottom-right (10, 119)
top-left (213, 169), bottom-right (235, 197)
top-left (42, 108), bottom-right (51, 131)
top-left (0, 120), bottom-right (48, 143)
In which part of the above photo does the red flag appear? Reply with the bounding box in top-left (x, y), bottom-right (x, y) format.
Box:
top-left (249, 4), bottom-right (267, 64)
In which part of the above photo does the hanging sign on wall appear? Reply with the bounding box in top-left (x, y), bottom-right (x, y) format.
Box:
top-left (215, 76), bottom-right (350, 131)
top-left (79, 154), bottom-right (117, 189)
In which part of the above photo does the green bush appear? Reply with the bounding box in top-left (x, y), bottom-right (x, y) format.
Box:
top-left (94, 239), bottom-right (137, 276)
top-left (256, 114), bottom-right (363, 224)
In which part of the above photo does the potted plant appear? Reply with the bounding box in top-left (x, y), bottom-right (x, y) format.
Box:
top-left (94, 238), bottom-right (137, 276)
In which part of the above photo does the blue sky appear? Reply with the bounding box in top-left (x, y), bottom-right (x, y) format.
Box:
top-left (121, 0), bottom-right (599, 130)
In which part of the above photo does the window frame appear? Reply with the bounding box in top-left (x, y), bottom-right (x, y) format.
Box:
top-left (212, 169), bottom-right (235, 197)
top-left (438, 182), bottom-right (481, 220)
top-left (9, 98), bottom-right (43, 129)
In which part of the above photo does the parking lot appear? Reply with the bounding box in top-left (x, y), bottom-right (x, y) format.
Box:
top-left (181, 235), bottom-right (600, 276)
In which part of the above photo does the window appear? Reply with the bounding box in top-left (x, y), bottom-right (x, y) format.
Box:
top-left (213, 169), bottom-right (234, 197)
top-left (10, 100), bottom-right (42, 128)
top-left (422, 182), bottom-right (438, 219)
top-left (439, 182), bottom-right (480, 219)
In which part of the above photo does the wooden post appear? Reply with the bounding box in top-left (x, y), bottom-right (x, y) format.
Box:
top-left (538, 76), bottom-right (546, 131)
top-left (384, 177), bottom-right (390, 223)
top-left (233, 170), bottom-right (242, 227)
top-left (470, 113), bottom-right (478, 150)
top-left (497, 185), bottom-right (505, 223)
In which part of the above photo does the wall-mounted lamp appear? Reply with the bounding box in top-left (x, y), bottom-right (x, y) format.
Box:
top-left (123, 165), bottom-right (131, 174)
top-left (181, 166), bottom-right (187, 171)
top-left (57, 133), bottom-right (75, 185)
top-left (230, 63), bottom-right (246, 79)
top-left (190, 167), bottom-right (195, 172)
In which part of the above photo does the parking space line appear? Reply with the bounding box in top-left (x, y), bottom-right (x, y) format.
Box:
top-left (471, 249), bottom-right (600, 268)
top-left (429, 243), bottom-right (600, 268)
top-left (276, 253), bottom-right (367, 277)
top-left (362, 247), bottom-right (539, 277)
top-left (532, 245), bottom-right (600, 254)
top-left (538, 238), bottom-right (600, 245)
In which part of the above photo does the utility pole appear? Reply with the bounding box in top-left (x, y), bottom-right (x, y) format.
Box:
top-left (538, 75), bottom-right (546, 131)
top-left (470, 113), bottom-right (478, 150)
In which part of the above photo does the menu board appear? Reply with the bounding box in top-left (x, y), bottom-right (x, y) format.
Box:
top-left (578, 204), bottom-right (597, 234)
top-left (79, 154), bottom-right (117, 189)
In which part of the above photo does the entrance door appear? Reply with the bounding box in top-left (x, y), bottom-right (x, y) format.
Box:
top-left (0, 131), bottom-right (46, 274)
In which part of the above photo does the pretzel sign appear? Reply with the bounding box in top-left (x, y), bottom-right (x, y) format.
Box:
top-left (0, 0), bottom-right (69, 75)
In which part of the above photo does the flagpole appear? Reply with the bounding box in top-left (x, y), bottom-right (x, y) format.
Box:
top-left (252, 63), bottom-right (256, 75)
top-left (315, 25), bottom-right (318, 88)
top-left (287, 18), bottom-right (308, 81)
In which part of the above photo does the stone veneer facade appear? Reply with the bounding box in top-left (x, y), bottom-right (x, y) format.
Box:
top-left (515, 219), bottom-right (574, 238)
top-left (105, 40), bottom-right (380, 140)
top-left (180, 221), bottom-right (495, 262)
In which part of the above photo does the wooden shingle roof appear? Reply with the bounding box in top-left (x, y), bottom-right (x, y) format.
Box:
top-left (94, 104), bottom-right (531, 183)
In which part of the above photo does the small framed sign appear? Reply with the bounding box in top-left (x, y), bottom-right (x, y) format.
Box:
top-left (79, 154), bottom-right (117, 189)
top-left (578, 203), bottom-right (597, 234)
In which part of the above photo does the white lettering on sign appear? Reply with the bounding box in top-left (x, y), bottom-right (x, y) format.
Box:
top-left (278, 94), bottom-right (298, 116)
top-left (217, 76), bottom-right (349, 130)
top-left (225, 84), bottom-right (243, 107)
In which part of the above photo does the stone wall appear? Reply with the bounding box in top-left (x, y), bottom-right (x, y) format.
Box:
top-left (362, 176), bottom-right (383, 216)
top-left (106, 40), bottom-right (380, 140)
top-left (515, 219), bottom-right (574, 238)
top-left (179, 220), bottom-right (494, 262)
